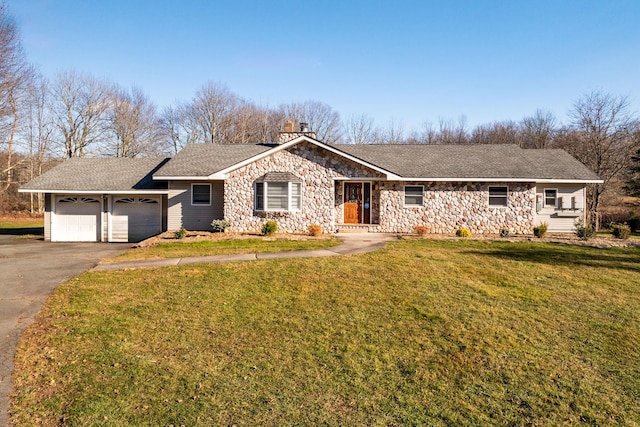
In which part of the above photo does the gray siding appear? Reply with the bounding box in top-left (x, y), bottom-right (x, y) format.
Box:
top-left (167, 181), bottom-right (224, 231)
top-left (535, 184), bottom-right (586, 232)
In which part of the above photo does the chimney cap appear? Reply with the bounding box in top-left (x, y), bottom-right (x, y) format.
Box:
top-left (300, 122), bottom-right (309, 132)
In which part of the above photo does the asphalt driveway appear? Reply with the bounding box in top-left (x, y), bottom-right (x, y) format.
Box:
top-left (0, 234), bottom-right (129, 426)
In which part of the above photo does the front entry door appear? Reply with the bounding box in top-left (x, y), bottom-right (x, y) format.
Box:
top-left (344, 182), bottom-right (363, 224)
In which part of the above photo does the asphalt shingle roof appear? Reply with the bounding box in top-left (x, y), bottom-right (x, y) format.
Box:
top-left (154, 142), bottom-right (601, 181)
top-left (21, 157), bottom-right (170, 192)
top-left (153, 143), bottom-right (272, 177)
top-left (334, 144), bottom-right (602, 181)
top-left (21, 141), bottom-right (601, 193)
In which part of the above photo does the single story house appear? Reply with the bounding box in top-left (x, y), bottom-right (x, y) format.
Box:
top-left (20, 129), bottom-right (602, 242)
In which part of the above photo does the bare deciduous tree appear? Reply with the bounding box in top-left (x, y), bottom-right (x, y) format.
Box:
top-left (22, 73), bottom-right (53, 212)
top-left (520, 109), bottom-right (557, 149)
top-left (50, 70), bottom-right (112, 158)
top-left (565, 91), bottom-right (640, 227)
top-left (0, 3), bottom-right (33, 213)
top-left (437, 116), bottom-right (469, 144)
top-left (280, 100), bottom-right (343, 144)
top-left (344, 113), bottom-right (377, 144)
top-left (470, 120), bottom-right (520, 145)
top-left (189, 81), bottom-right (239, 144)
top-left (379, 117), bottom-right (405, 144)
top-left (109, 85), bottom-right (162, 157)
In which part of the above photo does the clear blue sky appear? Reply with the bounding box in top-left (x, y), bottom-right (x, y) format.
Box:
top-left (12, 0), bottom-right (640, 131)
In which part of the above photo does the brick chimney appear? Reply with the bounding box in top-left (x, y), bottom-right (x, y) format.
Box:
top-left (278, 120), bottom-right (317, 144)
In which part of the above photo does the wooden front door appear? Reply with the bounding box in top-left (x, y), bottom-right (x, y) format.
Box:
top-left (344, 182), bottom-right (363, 224)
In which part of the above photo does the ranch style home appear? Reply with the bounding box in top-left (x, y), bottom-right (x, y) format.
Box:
top-left (20, 127), bottom-right (602, 243)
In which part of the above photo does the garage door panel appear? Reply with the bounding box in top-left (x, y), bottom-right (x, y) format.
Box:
top-left (112, 197), bottom-right (162, 243)
top-left (53, 197), bottom-right (101, 242)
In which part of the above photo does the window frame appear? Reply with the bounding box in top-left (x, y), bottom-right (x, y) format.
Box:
top-left (404, 185), bottom-right (424, 207)
top-left (488, 186), bottom-right (509, 207)
top-left (544, 188), bottom-right (558, 209)
top-left (254, 181), bottom-right (302, 212)
top-left (191, 183), bottom-right (212, 206)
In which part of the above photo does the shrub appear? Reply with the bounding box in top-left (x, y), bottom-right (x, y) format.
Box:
top-left (308, 224), bottom-right (322, 237)
top-left (455, 228), bottom-right (471, 238)
top-left (414, 225), bottom-right (429, 236)
top-left (533, 223), bottom-right (548, 238)
top-left (174, 227), bottom-right (187, 239)
top-left (262, 220), bottom-right (278, 236)
top-left (575, 224), bottom-right (595, 240)
top-left (500, 228), bottom-right (510, 238)
top-left (211, 219), bottom-right (231, 233)
top-left (611, 223), bottom-right (631, 240)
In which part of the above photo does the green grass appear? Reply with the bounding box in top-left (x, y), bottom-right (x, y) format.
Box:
top-left (12, 240), bottom-right (640, 426)
top-left (111, 237), bottom-right (340, 261)
top-left (0, 216), bottom-right (43, 229)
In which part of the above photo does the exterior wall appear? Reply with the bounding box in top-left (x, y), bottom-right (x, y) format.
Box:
top-left (224, 141), bottom-right (384, 233)
top-left (535, 184), bottom-right (586, 232)
top-left (167, 181), bottom-right (224, 231)
top-left (378, 181), bottom-right (536, 234)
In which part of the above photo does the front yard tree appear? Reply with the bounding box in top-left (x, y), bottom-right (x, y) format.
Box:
top-left (566, 91), bottom-right (640, 228)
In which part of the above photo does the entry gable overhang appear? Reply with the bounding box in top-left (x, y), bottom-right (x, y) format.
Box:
top-left (208, 135), bottom-right (402, 180)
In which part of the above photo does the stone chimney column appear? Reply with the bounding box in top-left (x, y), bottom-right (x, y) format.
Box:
top-left (278, 120), bottom-right (318, 144)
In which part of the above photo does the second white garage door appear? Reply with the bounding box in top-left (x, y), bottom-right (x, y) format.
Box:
top-left (111, 197), bottom-right (162, 243)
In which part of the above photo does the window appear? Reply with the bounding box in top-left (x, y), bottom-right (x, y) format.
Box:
top-left (544, 189), bottom-right (557, 208)
top-left (192, 184), bottom-right (211, 205)
top-left (255, 181), bottom-right (302, 211)
top-left (489, 186), bottom-right (508, 207)
top-left (404, 185), bottom-right (424, 206)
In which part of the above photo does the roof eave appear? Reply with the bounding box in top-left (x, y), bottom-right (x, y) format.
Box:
top-left (396, 177), bottom-right (603, 183)
top-left (18, 189), bottom-right (169, 194)
top-left (153, 175), bottom-right (215, 181)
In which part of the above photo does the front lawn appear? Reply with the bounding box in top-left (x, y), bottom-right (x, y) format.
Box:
top-left (12, 240), bottom-right (640, 425)
top-left (111, 237), bottom-right (340, 261)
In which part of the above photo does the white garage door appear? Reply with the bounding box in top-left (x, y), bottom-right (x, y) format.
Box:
top-left (111, 197), bottom-right (162, 243)
top-left (52, 196), bottom-right (101, 242)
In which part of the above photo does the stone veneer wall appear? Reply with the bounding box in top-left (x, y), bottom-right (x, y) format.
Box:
top-left (378, 182), bottom-right (536, 234)
top-left (224, 141), bottom-right (384, 233)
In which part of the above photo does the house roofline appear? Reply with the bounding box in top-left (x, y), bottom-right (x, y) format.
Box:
top-left (18, 189), bottom-right (169, 195)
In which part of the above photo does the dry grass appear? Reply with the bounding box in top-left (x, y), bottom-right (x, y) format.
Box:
top-left (11, 239), bottom-right (640, 426)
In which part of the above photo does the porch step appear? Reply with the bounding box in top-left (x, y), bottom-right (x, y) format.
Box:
top-left (336, 224), bottom-right (375, 233)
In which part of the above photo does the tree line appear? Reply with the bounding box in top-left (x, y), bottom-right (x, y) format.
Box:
top-left (0, 3), bottom-right (639, 226)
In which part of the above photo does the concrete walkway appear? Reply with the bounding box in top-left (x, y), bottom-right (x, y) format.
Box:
top-left (93, 233), bottom-right (395, 271)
